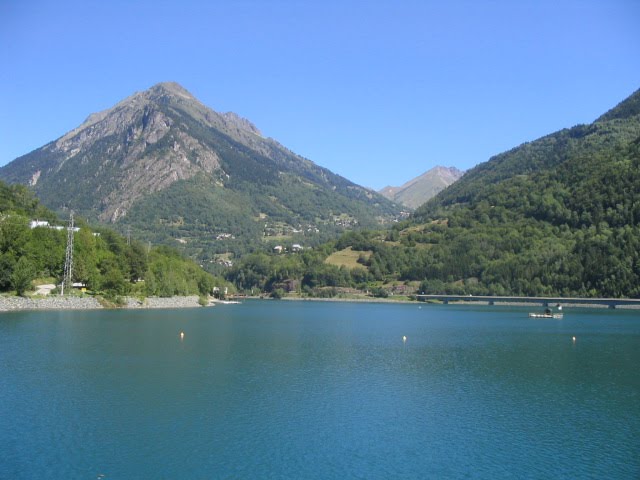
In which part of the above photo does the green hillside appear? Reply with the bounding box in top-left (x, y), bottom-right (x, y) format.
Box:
top-left (366, 89), bottom-right (640, 297)
top-left (224, 88), bottom-right (640, 299)
top-left (0, 180), bottom-right (226, 299)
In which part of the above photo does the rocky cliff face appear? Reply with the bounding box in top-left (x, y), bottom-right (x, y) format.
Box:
top-left (380, 166), bottom-right (464, 209)
top-left (7, 83), bottom-right (272, 222)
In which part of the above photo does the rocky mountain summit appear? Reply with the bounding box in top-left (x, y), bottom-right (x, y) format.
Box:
top-left (379, 166), bottom-right (464, 209)
top-left (0, 82), bottom-right (400, 258)
top-left (7, 82), bottom-right (276, 222)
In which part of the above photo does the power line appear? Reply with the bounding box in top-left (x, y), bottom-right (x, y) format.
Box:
top-left (61, 212), bottom-right (74, 295)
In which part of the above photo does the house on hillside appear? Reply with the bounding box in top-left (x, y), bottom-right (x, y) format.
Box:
top-left (30, 220), bottom-right (50, 228)
top-left (30, 220), bottom-right (80, 232)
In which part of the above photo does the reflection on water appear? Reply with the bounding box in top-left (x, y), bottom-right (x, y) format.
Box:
top-left (1, 302), bottom-right (639, 479)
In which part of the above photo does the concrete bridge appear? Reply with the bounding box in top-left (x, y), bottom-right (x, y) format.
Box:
top-left (415, 294), bottom-right (640, 309)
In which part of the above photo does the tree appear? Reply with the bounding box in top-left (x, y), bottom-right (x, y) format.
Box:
top-left (11, 257), bottom-right (35, 296)
top-left (0, 253), bottom-right (16, 290)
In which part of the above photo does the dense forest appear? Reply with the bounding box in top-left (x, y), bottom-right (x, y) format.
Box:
top-left (0, 181), bottom-right (229, 299)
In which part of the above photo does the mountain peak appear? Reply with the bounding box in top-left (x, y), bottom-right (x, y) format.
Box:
top-left (379, 165), bottom-right (464, 209)
top-left (140, 83), bottom-right (261, 136)
top-left (146, 81), bottom-right (195, 100)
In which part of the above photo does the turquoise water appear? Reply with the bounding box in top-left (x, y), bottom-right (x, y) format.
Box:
top-left (1, 301), bottom-right (638, 479)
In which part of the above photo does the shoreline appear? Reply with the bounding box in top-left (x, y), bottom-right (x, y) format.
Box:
top-left (1, 293), bottom-right (639, 313)
top-left (0, 295), bottom-right (103, 312)
top-left (0, 295), bottom-right (204, 312)
top-left (281, 296), bottom-right (416, 305)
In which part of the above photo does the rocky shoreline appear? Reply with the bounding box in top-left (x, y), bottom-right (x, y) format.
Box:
top-left (0, 295), bottom-right (103, 312)
top-left (124, 296), bottom-right (202, 309)
top-left (0, 295), bottom-right (204, 312)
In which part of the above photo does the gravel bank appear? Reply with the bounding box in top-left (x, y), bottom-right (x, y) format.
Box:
top-left (0, 295), bottom-right (205, 312)
top-left (124, 296), bottom-right (203, 309)
top-left (0, 295), bottom-right (102, 311)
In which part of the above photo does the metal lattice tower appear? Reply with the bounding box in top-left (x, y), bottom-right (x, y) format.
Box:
top-left (61, 212), bottom-right (74, 295)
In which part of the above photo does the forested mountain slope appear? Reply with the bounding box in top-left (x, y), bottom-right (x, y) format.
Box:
top-left (397, 88), bottom-right (640, 297)
top-left (228, 89), bottom-right (640, 299)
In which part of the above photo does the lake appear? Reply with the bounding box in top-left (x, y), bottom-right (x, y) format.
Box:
top-left (1, 300), bottom-right (639, 479)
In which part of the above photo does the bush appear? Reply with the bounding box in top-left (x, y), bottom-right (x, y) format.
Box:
top-left (11, 257), bottom-right (35, 296)
top-left (308, 287), bottom-right (338, 298)
top-left (0, 253), bottom-right (16, 290)
top-left (270, 288), bottom-right (286, 299)
top-left (369, 287), bottom-right (389, 298)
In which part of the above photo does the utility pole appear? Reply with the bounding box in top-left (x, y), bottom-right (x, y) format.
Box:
top-left (126, 226), bottom-right (131, 246)
top-left (61, 212), bottom-right (74, 295)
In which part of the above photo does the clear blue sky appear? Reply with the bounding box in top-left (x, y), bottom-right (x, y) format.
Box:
top-left (1, 0), bottom-right (639, 190)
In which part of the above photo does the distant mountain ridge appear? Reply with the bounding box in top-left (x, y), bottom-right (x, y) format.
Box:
top-left (379, 166), bottom-right (464, 209)
top-left (0, 82), bottom-right (401, 260)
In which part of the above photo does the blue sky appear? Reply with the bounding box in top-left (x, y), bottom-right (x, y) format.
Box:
top-left (1, 0), bottom-right (639, 190)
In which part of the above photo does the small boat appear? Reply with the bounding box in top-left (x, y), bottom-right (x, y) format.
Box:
top-left (210, 299), bottom-right (241, 305)
top-left (529, 307), bottom-right (563, 319)
top-left (529, 313), bottom-right (563, 319)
